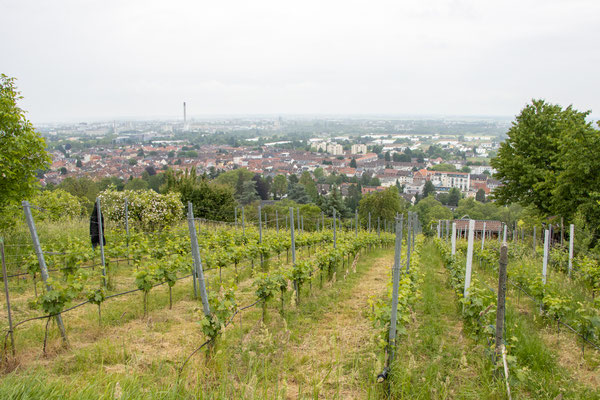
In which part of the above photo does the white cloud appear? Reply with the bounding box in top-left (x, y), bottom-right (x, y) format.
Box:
top-left (1, 0), bottom-right (599, 121)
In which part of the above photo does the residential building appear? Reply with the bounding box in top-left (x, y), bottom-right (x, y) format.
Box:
top-left (326, 143), bottom-right (344, 155)
top-left (351, 143), bottom-right (367, 155)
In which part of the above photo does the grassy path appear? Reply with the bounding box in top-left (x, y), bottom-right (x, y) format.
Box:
top-left (283, 248), bottom-right (393, 399)
top-left (389, 241), bottom-right (503, 399)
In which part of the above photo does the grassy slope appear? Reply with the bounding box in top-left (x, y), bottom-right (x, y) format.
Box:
top-left (0, 247), bottom-right (394, 399)
top-left (472, 254), bottom-right (600, 398)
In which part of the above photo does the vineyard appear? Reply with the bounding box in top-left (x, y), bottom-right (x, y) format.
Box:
top-left (1, 206), bottom-right (600, 398)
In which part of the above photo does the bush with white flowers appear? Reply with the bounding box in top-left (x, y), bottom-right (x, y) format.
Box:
top-left (99, 188), bottom-right (183, 230)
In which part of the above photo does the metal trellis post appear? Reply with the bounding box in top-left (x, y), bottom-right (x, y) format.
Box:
top-left (22, 201), bottom-right (68, 344)
top-left (187, 203), bottom-right (211, 316)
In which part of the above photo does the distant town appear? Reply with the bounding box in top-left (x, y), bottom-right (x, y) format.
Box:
top-left (36, 116), bottom-right (508, 203)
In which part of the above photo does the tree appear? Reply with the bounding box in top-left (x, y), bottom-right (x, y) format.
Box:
top-left (422, 180), bottom-right (436, 197)
top-left (252, 174), bottom-right (270, 200)
top-left (413, 196), bottom-right (453, 235)
top-left (453, 197), bottom-right (523, 226)
top-left (448, 187), bottom-right (461, 206)
top-left (371, 145), bottom-right (383, 154)
top-left (299, 171), bottom-right (318, 202)
top-left (350, 158), bottom-right (357, 168)
top-left (76, 159), bottom-right (83, 168)
top-left (475, 189), bottom-right (486, 203)
top-left (344, 184), bottom-right (362, 212)
top-left (0, 84), bottom-right (50, 229)
top-left (162, 168), bottom-right (236, 220)
top-left (145, 166), bottom-right (157, 176)
top-left (215, 168), bottom-right (254, 192)
top-left (491, 99), bottom-right (591, 215)
top-left (360, 172), bottom-right (373, 186)
top-left (551, 117), bottom-right (600, 232)
top-left (239, 181), bottom-right (259, 205)
top-left (31, 189), bottom-right (85, 221)
top-left (99, 188), bottom-right (183, 230)
top-left (288, 174), bottom-right (299, 185)
top-left (128, 158), bottom-right (138, 166)
top-left (124, 178), bottom-right (149, 191)
top-left (58, 176), bottom-right (99, 204)
top-left (393, 152), bottom-right (411, 162)
top-left (429, 163), bottom-right (457, 172)
top-left (60, 167), bottom-right (68, 175)
top-left (358, 187), bottom-right (406, 225)
top-left (321, 186), bottom-right (348, 217)
top-left (145, 173), bottom-right (165, 193)
top-left (287, 183), bottom-right (311, 204)
top-left (492, 100), bottom-right (600, 247)
top-left (313, 167), bottom-right (325, 181)
top-left (384, 151), bottom-right (391, 162)
top-left (98, 177), bottom-right (124, 192)
top-left (272, 174), bottom-right (288, 200)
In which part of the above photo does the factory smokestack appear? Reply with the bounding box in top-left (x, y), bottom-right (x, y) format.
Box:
top-left (183, 102), bottom-right (187, 123)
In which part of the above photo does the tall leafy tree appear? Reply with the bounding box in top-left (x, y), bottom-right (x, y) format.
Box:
top-left (358, 186), bottom-right (406, 225)
top-left (57, 176), bottom-right (99, 204)
top-left (252, 174), bottom-right (270, 200)
top-left (491, 99), bottom-right (600, 245)
top-left (321, 186), bottom-right (348, 217)
top-left (313, 167), bottom-right (325, 182)
top-left (422, 180), bottom-right (436, 197)
top-left (448, 187), bottom-right (461, 206)
top-left (287, 183), bottom-right (311, 204)
top-left (214, 168), bottom-right (254, 195)
top-left (238, 181), bottom-right (259, 205)
top-left (299, 171), bottom-right (318, 202)
top-left (552, 118), bottom-right (600, 225)
top-left (344, 184), bottom-right (362, 212)
top-left (413, 195), bottom-right (453, 235)
top-left (491, 100), bottom-right (587, 214)
top-left (162, 168), bottom-right (236, 220)
top-left (98, 177), bottom-right (124, 192)
top-left (475, 188), bottom-right (486, 203)
top-left (124, 178), bottom-right (149, 191)
top-left (271, 174), bottom-right (288, 199)
top-left (0, 75), bottom-right (51, 229)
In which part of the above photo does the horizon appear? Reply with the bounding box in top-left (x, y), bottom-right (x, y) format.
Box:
top-left (32, 112), bottom-right (516, 126)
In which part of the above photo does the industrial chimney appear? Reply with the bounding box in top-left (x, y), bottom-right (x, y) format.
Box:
top-left (183, 102), bottom-right (187, 124)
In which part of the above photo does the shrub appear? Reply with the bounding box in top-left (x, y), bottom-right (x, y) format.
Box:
top-left (99, 188), bottom-right (183, 230)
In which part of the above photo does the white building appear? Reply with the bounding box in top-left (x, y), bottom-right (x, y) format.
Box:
top-left (351, 143), bottom-right (368, 155)
top-left (327, 143), bottom-right (344, 155)
top-left (428, 171), bottom-right (470, 191)
top-left (470, 165), bottom-right (496, 175)
top-left (313, 142), bottom-right (328, 152)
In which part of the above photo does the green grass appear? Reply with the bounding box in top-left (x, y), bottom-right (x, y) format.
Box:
top-left (467, 243), bottom-right (600, 398)
top-left (389, 241), bottom-right (503, 399)
top-left (0, 245), bottom-right (394, 399)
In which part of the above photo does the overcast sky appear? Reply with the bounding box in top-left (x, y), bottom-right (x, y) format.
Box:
top-left (2, 0), bottom-right (599, 123)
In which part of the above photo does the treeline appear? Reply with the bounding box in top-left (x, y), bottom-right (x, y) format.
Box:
top-left (31, 164), bottom-right (414, 229)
